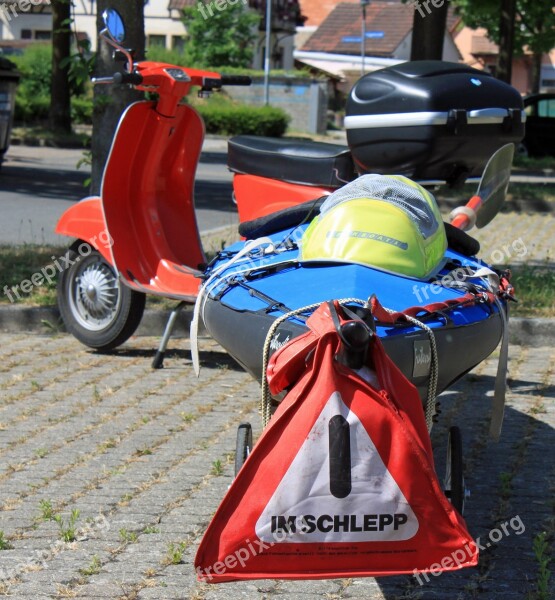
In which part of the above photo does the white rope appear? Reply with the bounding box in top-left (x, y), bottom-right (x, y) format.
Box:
top-left (190, 237), bottom-right (274, 376)
top-left (400, 314), bottom-right (438, 433)
top-left (260, 298), bottom-right (369, 428)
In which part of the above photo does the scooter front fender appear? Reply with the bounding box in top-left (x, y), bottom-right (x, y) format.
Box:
top-left (55, 197), bottom-right (113, 264)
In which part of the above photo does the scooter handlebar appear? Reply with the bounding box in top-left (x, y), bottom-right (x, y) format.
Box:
top-left (92, 72), bottom-right (144, 86)
top-left (113, 71), bottom-right (144, 86)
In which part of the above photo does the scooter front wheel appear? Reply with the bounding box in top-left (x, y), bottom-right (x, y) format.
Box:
top-left (57, 241), bottom-right (146, 352)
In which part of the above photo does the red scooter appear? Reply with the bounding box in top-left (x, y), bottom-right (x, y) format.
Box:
top-left (56, 9), bottom-right (522, 367)
top-left (56, 9), bottom-right (352, 362)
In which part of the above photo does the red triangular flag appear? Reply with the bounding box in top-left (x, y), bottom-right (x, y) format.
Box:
top-left (195, 303), bottom-right (478, 582)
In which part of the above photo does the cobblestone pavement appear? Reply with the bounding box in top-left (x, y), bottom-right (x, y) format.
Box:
top-left (0, 333), bottom-right (553, 599)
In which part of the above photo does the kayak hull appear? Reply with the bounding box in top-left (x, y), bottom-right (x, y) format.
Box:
top-left (201, 228), bottom-right (504, 401)
top-left (203, 295), bottom-right (502, 400)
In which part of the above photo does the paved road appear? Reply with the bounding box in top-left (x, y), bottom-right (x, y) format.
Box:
top-left (0, 143), bottom-right (237, 246)
top-left (2, 142), bottom-right (554, 247)
top-left (0, 333), bottom-right (552, 599)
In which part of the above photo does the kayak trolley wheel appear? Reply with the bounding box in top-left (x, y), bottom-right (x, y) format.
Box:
top-left (444, 426), bottom-right (466, 515)
top-left (57, 241), bottom-right (146, 352)
top-left (235, 422), bottom-right (253, 476)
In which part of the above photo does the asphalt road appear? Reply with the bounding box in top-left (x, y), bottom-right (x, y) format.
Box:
top-left (0, 143), bottom-right (238, 246)
top-left (1, 141), bottom-right (553, 248)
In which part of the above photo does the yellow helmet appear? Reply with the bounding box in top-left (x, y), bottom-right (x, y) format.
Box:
top-left (300, 175), bottom-right (447, 279)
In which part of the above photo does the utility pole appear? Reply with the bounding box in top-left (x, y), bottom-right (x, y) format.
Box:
top-left (263, 0), bottom-right (272, 105)
top-left (360, 0), bottom-right (370, 76)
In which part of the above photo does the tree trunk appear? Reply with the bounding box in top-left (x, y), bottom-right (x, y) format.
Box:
top-left (496, 0), bottom-right (516, 84)
top-left (50, 0), bottom-right (72, 133)
top-left (91, 1), bottom-right (145, 195)
top-left (410, 1), bottom-right (449, 61)
top-left (530, 52), bottom-right (543, 94)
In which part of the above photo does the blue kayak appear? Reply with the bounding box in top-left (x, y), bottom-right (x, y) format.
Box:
top-left (200, 222), bottom-right (505, 401)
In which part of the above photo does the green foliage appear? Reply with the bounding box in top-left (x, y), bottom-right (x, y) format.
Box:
top-left (211, 459), bottom-right (224, 476)
top-left (532, 531), bottom-right (552, 600)
top-left (11, 43), bottom-right (93, 124)
top-left (119, 528), bottom-right (138, 543)
top-left (165, 541), bottom-right (188, 565)
top-left (79, 555), bottom-right (102, 577)
top-left (145, 45), bottom-right (189, 66)
top-left (0, 530), bottom-right (12, 550)
top-left (452, 0), bottom-right (555, 56)
top-left (60, 38), bottom-right (96, 93)
top-left (196, 97), bottom-right (289, 136)
top-left (11, 44), bottom-right (52, 122)
top-left (38, 499), bottom-right (56, 521)
top-left (144, 47), bottom-right (315, 79)
top-left (71, 95), bottom-right (93, 124)
top-left (54, 508), bottom-right (80, 542)
top-left (180, 3), bottom-right (260, 68)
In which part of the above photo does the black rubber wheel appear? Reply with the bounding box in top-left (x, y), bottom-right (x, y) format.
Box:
top-left (57, 241), bottom-right (146, 352)
top-left (444, 425), bottom-right (465, 514)
top-left (235, 422), bottom-right (253, 476)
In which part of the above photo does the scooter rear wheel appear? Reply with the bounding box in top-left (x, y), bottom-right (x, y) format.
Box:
top-left (57, 241), bottom-right (145, 352)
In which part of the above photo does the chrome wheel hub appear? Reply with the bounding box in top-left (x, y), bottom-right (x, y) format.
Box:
top-left (69, 256), bottom-right (121, 331)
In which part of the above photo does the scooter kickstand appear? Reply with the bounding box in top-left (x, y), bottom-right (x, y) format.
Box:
top-left (152, 301), bottom-right (186, 369)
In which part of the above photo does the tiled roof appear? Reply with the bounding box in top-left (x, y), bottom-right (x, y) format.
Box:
top-left (471, 35), bottom-right (499, 56)
top-left (168, 0), bottom-right (196, 8)
top-left (301, 2), bottom-right (414, 57)
top-left (298, 0), bottom-right (360, 27)
top-left (301, 2), bottom-right (461, 57)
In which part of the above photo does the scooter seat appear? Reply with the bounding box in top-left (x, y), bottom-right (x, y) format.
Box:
top-left (228, 135), bottom-right (357, 188)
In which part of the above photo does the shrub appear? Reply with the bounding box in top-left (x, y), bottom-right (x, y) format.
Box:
top-left (11, 44), bottom-right (52, 123)
top-left (11, 43), bottom-right (93, 124)
top-left (196, 103), bottom-right (289, 137)
top-left (71, 95), bottom-right (93, 124)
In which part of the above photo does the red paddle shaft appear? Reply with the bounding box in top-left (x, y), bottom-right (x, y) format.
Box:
top-left (450, 195), bottom-right (483, 231)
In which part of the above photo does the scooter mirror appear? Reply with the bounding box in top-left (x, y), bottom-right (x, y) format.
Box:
top-left (102, 9), bottom-right (126, 44)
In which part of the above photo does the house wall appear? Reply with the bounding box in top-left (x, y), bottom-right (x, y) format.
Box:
top-left (252, 31), bottom-right (296, 71)
top-left (455, 27), bottom-right (555, 94)
top-left (541, 51), bottom-right (555, 92)
top-left (395, 32), bottom-right (460, 62)
top-left (0, 0), bottom-right (187, 50)
top-left (0, 13), bottom-right (52, 41)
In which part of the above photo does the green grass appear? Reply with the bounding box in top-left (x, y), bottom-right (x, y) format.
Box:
top-left (0, 244), bottom-right (63, 306)
top-left (510, 266), bottom-right (555, 317)
top-left (435, 182), bottom-right (555, 207)
top-left (79, 555), bottom-right (102, 577)
top-left (0, 530), bottom-right (12, 550)
top-left (54, 509), bottom-right (80, 543)
top-left (1, 230), bottom-right (554, 317)
top-left (531, 532), bottom-right (552, 600)
top-left (164, 541), bottom-right (189, 565)
top-left (513, 154), bottom-right (555, 171)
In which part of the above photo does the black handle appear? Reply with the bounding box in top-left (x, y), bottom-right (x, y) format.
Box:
top-left (113, 71), bottom-right (144, 85)
top-left (220, 75), bottom-right (252, 86)
top-left (337, 321), bottom-right (371, 370)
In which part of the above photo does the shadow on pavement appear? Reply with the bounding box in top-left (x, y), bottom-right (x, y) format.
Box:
top-left (0, 162), bottom-right (236, 214)
top-left (90, 346), bottom-right (246, 372)
top-left (374, 370), bottom-right (554, 599)
top-left (0, 164), bottom-right (89, 202)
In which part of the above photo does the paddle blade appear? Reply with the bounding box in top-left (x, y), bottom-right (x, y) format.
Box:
top-left (475, 143), bottom-right (514, 229)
